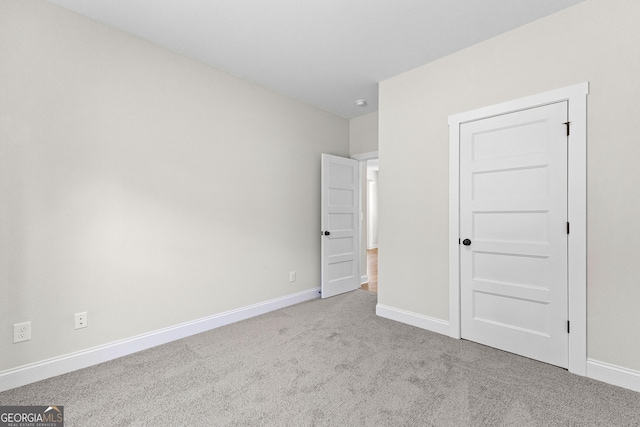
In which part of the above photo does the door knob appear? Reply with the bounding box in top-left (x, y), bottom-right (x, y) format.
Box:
top-left (462, 239), bottom-right (471, 246)
top-left (324, 231), bottom-right (331, 236)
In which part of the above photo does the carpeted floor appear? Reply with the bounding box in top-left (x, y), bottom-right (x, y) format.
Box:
top-left (1, 290), bottom-right (640, 426)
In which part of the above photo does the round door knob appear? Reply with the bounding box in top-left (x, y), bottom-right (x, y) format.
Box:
top-left (462, 239), bottom-right (471, 246)
top-left (324, 231), bottom-right (331, 236)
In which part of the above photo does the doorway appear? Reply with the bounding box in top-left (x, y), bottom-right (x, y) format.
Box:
top-left (448, 83), bottom-right (588, 375)
top-left (362, 159), bottom-right (379, 292)
top-left (350, 151), bottom-right (379, 294)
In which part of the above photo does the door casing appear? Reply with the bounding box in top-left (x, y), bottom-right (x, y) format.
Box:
top-left (448, 82), bottom-right (588, 375)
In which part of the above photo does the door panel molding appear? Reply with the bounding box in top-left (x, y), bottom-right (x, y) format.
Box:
top-left (448, 82), bottom-right (588, 375)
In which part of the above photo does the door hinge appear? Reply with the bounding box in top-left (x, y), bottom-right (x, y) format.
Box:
top-left (563, 121), bottom-right (571, 136)
top-left (566, 222), bottom-right (570, 234)
top-left (567, 320), bottom-right (570, 334)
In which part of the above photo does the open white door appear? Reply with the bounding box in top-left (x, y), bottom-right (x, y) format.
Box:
top-left (321, 154), bottom-right (360, 298)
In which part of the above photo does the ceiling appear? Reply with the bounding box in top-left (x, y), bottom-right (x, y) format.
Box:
top-left (45, 0), bottom-right (586, 119)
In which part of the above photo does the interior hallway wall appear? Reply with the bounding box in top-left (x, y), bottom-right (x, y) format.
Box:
top-left (0, 0), bottom-right (349, 372)
top-left (349, 111), bottom-right (379, 157)
top-left (378, 0), bottom-right (640, 372)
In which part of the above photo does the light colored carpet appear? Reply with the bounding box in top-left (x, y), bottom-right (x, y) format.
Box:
top-left (1, 290), bottom-right (640, 426)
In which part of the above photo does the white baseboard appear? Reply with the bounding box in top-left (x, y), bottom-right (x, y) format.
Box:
top-left (376, 304), bottom-right (449, 336)
top-left (0, 287), bottom-right (320, 392)
top-left (360, 275), bottom-right (369, 285)
top-left (587, 359), bottom-right (640, 393)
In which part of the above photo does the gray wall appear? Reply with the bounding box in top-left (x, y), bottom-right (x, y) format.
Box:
top-left (0, 1), bottom-right (349, 371)
top-left (378, 0), bottom-right (640, 371)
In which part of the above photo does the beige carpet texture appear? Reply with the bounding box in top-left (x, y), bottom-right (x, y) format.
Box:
top-left (1, 290), bottom-right (639, 426)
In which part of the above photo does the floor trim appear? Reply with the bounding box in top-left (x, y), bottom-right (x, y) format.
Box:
top-left (587, 359), bottom-right (640, 393)
top-left (0, 288), bottom-right (320, 392)
top-left (376, 304), bottom-right (449, 336)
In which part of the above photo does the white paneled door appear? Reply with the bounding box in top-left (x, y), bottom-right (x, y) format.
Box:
top-left (460, 102), bottom-right (569, 368)
top-left (321, 154), bottom-right (360, 298)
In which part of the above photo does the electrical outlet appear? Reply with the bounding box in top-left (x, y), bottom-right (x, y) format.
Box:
top-left (289, 271), bottom-right (296, 282)
top-left (13, 321), bottom-right (31, 343)
top-left (74, 312), bottom-right (88, 330)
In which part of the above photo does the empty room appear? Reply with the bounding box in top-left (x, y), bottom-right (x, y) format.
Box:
top-left (2, 0), bottom-right (640, 425)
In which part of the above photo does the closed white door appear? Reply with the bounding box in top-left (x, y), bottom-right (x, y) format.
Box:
top-left (460, 101), bottom-right (569, 367)
top-left (321, 154), bottom-right (360, 298)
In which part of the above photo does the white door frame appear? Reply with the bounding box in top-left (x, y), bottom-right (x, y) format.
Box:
top-left (448, 83), bottom-right (588, 376)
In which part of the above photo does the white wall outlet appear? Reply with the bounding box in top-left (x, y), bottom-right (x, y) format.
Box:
top-left (74, 312), bottom-right (88, 329)
top-left (13, 321), bottom-right (31, 343)
top-left (289, 271), bottom-right (296, 282)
